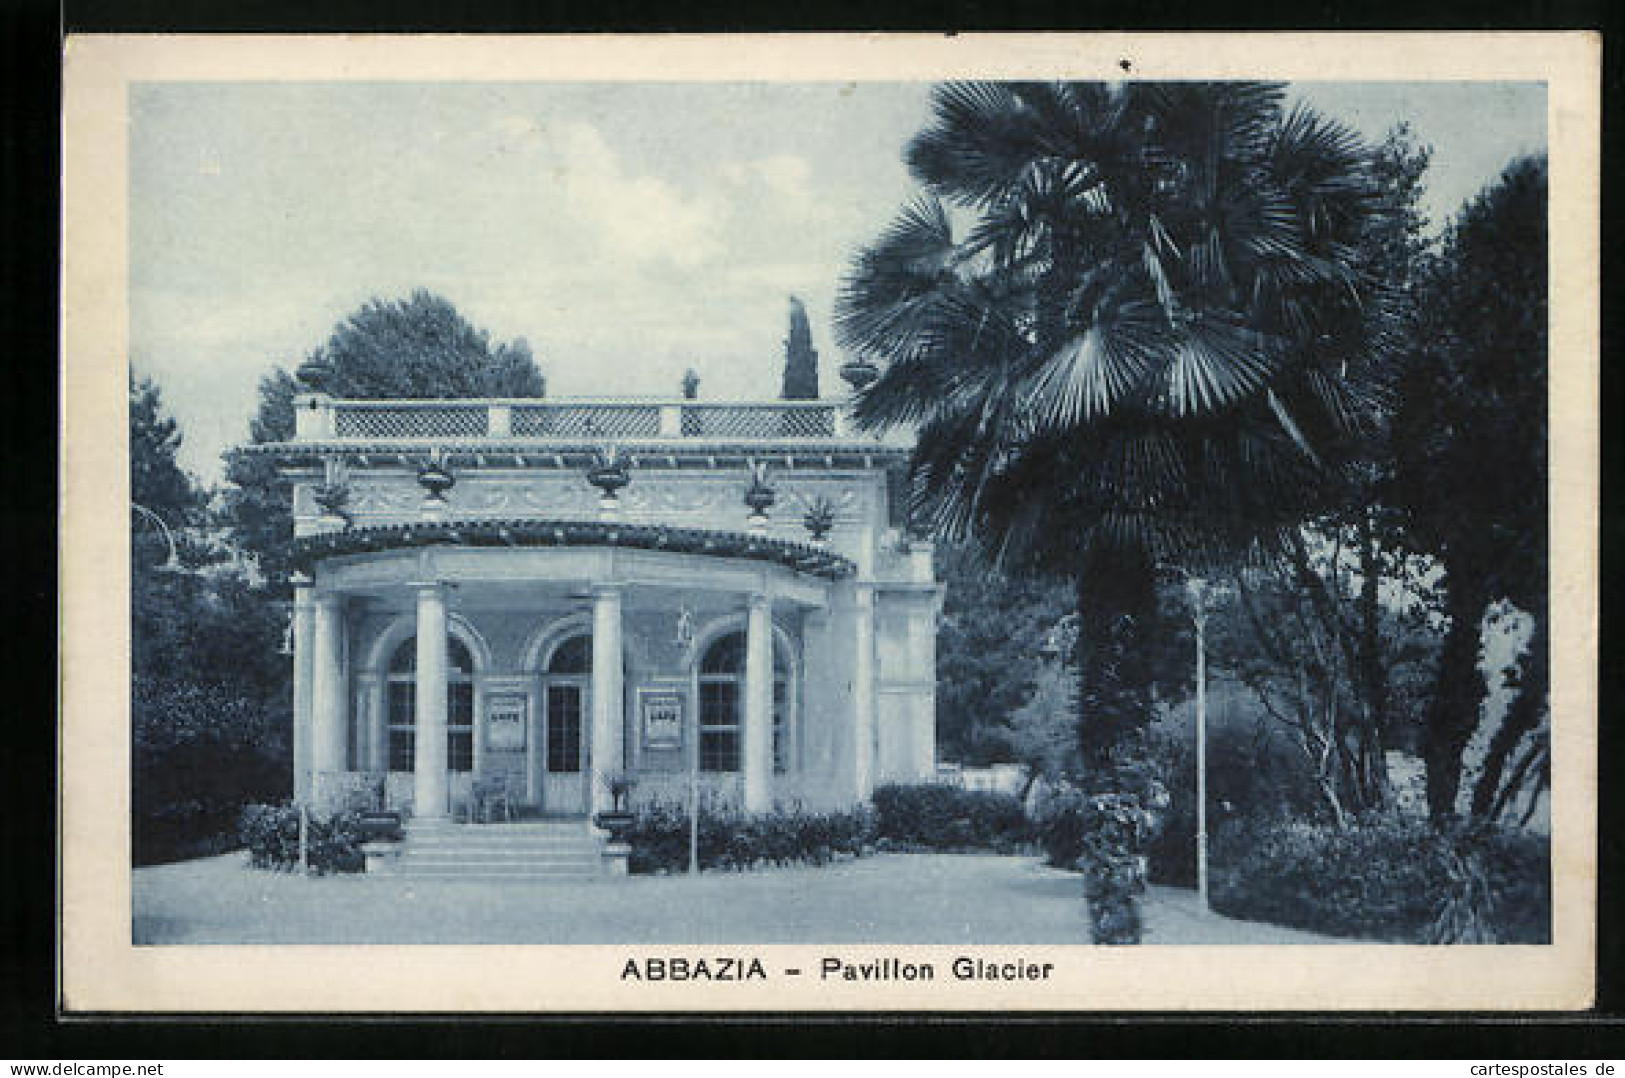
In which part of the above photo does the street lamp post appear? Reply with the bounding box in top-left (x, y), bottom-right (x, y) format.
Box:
top-left (1187, 578), bottom-right (1211, 914)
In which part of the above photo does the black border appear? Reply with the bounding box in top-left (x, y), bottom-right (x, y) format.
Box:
top-left (19, 0), bottom-right (1622, 1059)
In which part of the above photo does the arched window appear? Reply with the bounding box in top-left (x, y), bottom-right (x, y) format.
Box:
top-left (544, 635), bottom-right (590, 774)
top-left (386, 637), bottom-right (475, 772)
top-left (697, 630), bottom-right (790, 774)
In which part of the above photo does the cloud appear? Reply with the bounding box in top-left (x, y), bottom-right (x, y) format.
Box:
top-left (485, 117), bottom-right (722, 269)
top-left (722, 154), bottom-right (814, 204)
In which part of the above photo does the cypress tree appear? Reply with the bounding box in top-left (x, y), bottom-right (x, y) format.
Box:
top-left (780, 295), bottom-right (820, 399)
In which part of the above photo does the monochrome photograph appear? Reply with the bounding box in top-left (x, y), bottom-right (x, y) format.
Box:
top-left (60, 33), bottom-right (1598, 1011)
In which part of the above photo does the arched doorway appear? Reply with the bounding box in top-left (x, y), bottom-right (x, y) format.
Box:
top-left (539, 633), bottom-right (591, 814)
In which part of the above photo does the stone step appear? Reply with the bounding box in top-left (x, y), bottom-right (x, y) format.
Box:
top-left (398, 852), bottom-right (600, 866)
top-left (405, 824), bottom-right (593, 837)
top-left (388, 863), bottom-right (601, 878)
top-left (404, 836), bottom-right (600, 849)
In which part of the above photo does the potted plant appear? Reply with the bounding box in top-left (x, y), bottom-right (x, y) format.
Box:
top-left (586, 444), bottom-right (631, 508)
top-left (312, 480), bottom-right (351, 527)
top-left (592, 770), bottom-right (639, 840)
top-left (802, 496), bottom-right (836, 544)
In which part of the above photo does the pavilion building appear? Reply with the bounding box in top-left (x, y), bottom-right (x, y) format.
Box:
top-left (239, 391), bottom-right (942, 844)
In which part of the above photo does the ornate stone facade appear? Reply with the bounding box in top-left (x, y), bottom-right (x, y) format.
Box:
top-left (249, 394), bottom-right (942, 834)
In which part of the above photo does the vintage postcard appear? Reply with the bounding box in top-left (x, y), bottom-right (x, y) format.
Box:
top-left (60, 32), bottom-right (1599, 1012)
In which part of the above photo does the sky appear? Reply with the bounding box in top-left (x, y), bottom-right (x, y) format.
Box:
top-left (128, 81), bottom-right (1546, 483)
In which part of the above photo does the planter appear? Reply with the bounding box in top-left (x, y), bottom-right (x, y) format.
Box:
top-left (592, 810), bottom-right (636, 843)
top-left (417, 463), bottom-right (456, 503)
top-left (586, 465), bottom-right (630, 497)
top-left (839, 358), bottom-right (879, 390)
top-left (357, 810), bottom-right (404, 842)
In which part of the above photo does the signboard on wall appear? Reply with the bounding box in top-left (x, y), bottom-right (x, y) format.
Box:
top-left (486, 693), bottom-right (527, 752)
top-left (639, 688), bottom-right (684, 750)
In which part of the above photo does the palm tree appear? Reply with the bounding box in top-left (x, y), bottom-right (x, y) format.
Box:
top-left (837, 82), bottom-right (1396, 779)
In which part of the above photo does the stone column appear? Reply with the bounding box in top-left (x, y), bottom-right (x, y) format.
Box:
top-left (413, 583), bottom-right (450, 820)
top-left (590, 584), bottom-right (624, 819)
top-left (310, 593), bottom-right (349, 799)
top-left (742, 593), bottom-right (774, 812)
top-left (290, 578), bottom-right (316, 803)
top-left (852, 584), bottom-right (876, 802)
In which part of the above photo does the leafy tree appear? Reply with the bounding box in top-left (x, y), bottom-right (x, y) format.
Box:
top-left (1393, 156), bottom-right (1548, 818)
top-left (780, 295), bottom-right (820, 399)
top-left (224, 290), bottom-right (548, 581)
top-left (130, 375), bottom-right (203, 569)
top-left (933, 540), bottom-right (1072, 765)
top-left (131, 375), bottom-right (292, 862)
top-left (837, 83), bottom-right (1394, 788)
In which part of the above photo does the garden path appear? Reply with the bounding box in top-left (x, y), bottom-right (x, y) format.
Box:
top-left (132, 851), bottom-right (1343, 946)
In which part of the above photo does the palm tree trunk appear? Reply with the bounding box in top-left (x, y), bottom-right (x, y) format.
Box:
top-left (1073, 544), bottom-right (1158, 781)
top-left (1071, 543), bottom-right (1159, 945)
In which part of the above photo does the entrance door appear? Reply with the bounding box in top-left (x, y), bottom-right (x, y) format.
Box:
top-left (542, 679), bottom-right (588, 814)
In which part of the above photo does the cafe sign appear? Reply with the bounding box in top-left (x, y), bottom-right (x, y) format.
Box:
top-left (486, 693), bottom-right (527, 752)
top-left (639, 687), bottom-right (684, 750)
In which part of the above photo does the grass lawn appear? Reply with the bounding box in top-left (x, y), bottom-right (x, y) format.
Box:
top-left (133, 851), bottom-right (1341, 945)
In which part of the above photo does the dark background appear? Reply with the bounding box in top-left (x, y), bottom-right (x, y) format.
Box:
top-left (10, 0), bottom-right (1621, 1058)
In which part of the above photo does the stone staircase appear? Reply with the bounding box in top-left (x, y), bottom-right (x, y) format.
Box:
top-left (374, 818), bottom-right (604, 881)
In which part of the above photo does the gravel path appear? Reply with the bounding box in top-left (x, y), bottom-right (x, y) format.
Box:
top-left (132, 851), bottom-right (1343, 945)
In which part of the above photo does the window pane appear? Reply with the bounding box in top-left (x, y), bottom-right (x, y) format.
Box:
top-left (447, 638), bottom-right (473, 675)
top-left (700, 632), bottom-right (746, 674)
top-left (389, 683), bottom-right (415, 726)
top-left (391, 637), bottom-right (474, 674)
top-left (449, 682), bottom-right (474, 726)
top-left (773, 678), bottom-right (788, 774)
top-left (388, 729), bottom-right (414, 772)
top-left (447, 730), bottom-right (473, 772)
top-left (547, 685), bottom-right (582, 773)
top-left (700, 729), bottom-right (739, 773)
top-left (548, 635), bottom-right (591, 675)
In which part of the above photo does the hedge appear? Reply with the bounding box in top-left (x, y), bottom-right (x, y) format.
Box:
top-left (239, 802), bottom-right (366, 875)
top-left (870, 782), bottom-right (1031, 852)
top-left (1209, 815), bottom-right (1550, 943)
top-left (626, 803), bottom-right (875, 874)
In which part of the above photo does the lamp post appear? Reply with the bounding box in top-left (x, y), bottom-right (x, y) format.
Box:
top-left (132, 503), bottom-right (185, 573)
top-left (1179, 574), bottom-right (1228, 915)
top-left (1187, 579), bottom-right (1211, 913)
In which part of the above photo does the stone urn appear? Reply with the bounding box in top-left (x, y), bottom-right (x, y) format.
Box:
top-left (744, 461), bottom-right (776, 532)
top-left (586, 446), bottom-right (631, 515)
top-left (416, 454), bottom-right (456, 514)
top-left (839, 357), bottom-right (879, 390)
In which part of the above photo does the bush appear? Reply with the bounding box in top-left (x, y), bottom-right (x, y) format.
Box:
top-left (625, 803), bottom-right (875, 874)
top-left (239, 802), bottom-right (366, 874)
top-left (133, 677), bottom-right (289, 866)
top-left (1031, 783), bottom-right (1089, 868)
top-left (870, 782), bottom-right (1031, 852)
top-left (1210, 814), bottom-right (1550, 943)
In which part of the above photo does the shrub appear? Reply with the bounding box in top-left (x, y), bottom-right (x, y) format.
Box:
top-left (625, 803), bottom-right (875, 874)
top-left (239, 802), bottom-right (366, 875)
top-left (1210, 814), bottom-right (1550, 943)
top-left (133, 677), bottom-right (289, 866)
top-left (870, 782), bottom-right (1031, 852)
top-left (1031, 783), bottom-right (1089, 868)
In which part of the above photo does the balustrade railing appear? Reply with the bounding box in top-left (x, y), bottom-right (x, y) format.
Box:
top-left (295, 395), bottom-right (854, 442)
